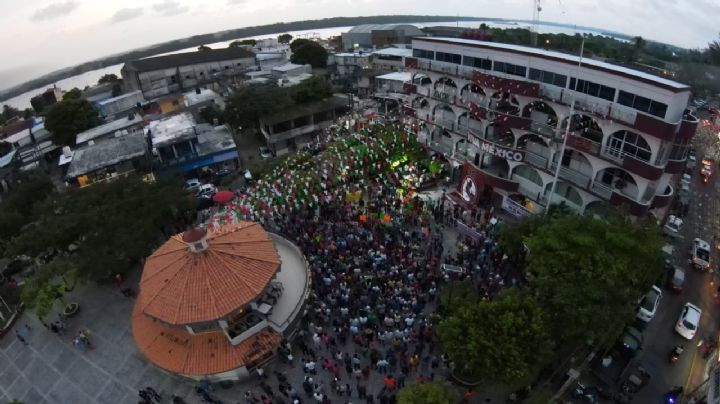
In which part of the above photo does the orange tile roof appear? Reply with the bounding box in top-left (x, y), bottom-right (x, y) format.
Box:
top-left (137, 221), bottom-right (280, 325)
top-left (132, 303), bottom-right (281, 376)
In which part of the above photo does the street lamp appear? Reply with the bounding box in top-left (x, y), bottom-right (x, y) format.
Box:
top-left (545, 38), bottom-right (585, 213)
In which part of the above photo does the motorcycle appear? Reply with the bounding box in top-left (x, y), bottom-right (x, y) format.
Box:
top-left (670, 345), bottom-right (684, 363)
top-left (665, 386), bottom-right (683, 404)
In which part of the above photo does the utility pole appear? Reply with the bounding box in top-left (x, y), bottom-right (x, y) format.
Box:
top-left (531, 0), bottom-right (542, 47)
top-left (545, 38), bottom-right (584, 212)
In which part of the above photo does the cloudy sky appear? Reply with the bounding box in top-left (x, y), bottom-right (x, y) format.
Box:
top-left (0, 0), bottom-right (717, 88)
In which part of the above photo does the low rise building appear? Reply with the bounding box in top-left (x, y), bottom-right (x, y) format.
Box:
top-left (260, 95), bottom-right (349, 155)
top-left (371, 47), bottom-right (413, 72)
top-left (65, 132), bottom-right (149, 187)
top-left (121, 48), bottom-right (256, 99)
top-left (147, 112), bottom-right (239, 173)
top-left (74, 114), bottom-right (144, 147)
top-left (96, 91), bottom-right (146, 118)
top-left (30, 86), bottom-right (63, 114)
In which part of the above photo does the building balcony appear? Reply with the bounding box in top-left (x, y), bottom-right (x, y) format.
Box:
top-left (620, 154), bottom-right (664, 181)
top-left (609, 189), bottom-right (650, 216)
top-left (429, 140), bottom-right (455, 156)
top-left (550, 162), bottom-right (593, 189)
top-left (651, 184), bottom-right (674, 209)
top-left (566, 134), bottom-right (663, 180)
top-left (678, 113), bottom-right (699, 140)
top-left (530, 121), bottom-right (558, 138)
top-left (523, 150), bottom-right (549, 170)
top-left (514, 175), bottom-right (547, 205)
top-left (473, 163), bottom-right (520, 193)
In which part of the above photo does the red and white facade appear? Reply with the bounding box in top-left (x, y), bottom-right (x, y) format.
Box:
top-left (403, 37), bottom-right (698, 217)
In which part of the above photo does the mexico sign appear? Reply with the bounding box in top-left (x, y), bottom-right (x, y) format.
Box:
top-left (480, 140), bottom-right (524, 162)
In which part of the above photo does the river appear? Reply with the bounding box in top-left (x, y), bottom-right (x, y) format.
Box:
top-left (1, 20), bottom-right (625, 110)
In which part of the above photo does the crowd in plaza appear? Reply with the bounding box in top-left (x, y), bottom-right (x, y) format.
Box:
top-left (194, 123), bottom-right (515, 404)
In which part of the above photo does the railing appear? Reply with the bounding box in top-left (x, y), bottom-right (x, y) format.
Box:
top-left (592, 182), bottom-right (613, 199)
top-left (429, 141), bottom-right (454, 156)
top-left (434, 118), bottom-right (455, 131)
top-left (433, 89), bottom-right (457, 101)
top-left (523, 150), bottom-right (549, 169)
top-left (530, 121), bottom-right (557, 138)
top-left (550, 163), bottom-right (592, 189)
top-left (514, 175), bottom-right (546, 204)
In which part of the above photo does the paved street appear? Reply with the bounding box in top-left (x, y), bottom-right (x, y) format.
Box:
top-left (633, 130), bottom-right (720, 401)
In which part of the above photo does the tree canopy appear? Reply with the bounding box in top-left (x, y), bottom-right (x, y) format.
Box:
top-left (224, 76), bottom-right (333, 130)
top-left (520, 212), bottom-right (664, 345)
top-left (97, 74), bottom-right (119, 84)
top-left (278, 33), bottom-right (293, 44)
top-left (198, 45), bottom-right (212, 51)
top-left (229, 39), bottom-right (256, 47)
top-left (224, 83), bottom-right (293, 130)
top-left (290, 39), bottom-right (328, 68)
top-left (44, 96), bottom-right (101, 146)
top-left (398, 381), bottom-right (459, 404)
top-left (3, 176), bottom-right (194, 321)
top-left (438, 290), bottom-right (553, 384)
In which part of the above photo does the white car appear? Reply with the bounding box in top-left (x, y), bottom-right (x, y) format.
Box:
top-left (681, 173), bottom-right (691, 186)
top-left (184, 178), bottom-right (202, 192)
top-left (675, 302), bottom-right (701, 340)
top-left (195, 184), bottom-right (217, 198)
top-left (663, 215), bottom-right (683, 238)
top-left (637, 286), bottom-right (662, 322)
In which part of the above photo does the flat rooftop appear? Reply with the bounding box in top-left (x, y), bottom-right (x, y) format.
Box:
top-left (260, 95), bottom-right (348, 126)
top-left (145, 112), bottom-right (196, 147)
top-left (415, 37), bottom-right (690, 91)
top-left (372, 48), bottom-right (413, 57)
top-left (266, 234), bottom-right (310, 333)
top-left (76, 115), bottom-right (142, 145)
top-left (183, 88), bottom-right (220, 107)
top-left (97, 91), bottom-right (145, 106)
top-left (66, 132), bottom-right (147, 178)
top-left (376, 72), bottom-right (414, 82)
top-left (272, 63), bottom-right (306, 72)
top-left (195, 124), bottom-right (237, 156)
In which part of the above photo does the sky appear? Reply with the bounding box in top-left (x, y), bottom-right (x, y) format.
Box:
top-left (0, 0), bottom-right (717, 89)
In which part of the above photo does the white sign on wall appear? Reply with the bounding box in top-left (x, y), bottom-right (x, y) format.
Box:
top-left (480, 140), bottom-right (524, 162)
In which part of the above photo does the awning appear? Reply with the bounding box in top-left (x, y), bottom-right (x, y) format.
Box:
top-left (212, 190), bottom-right (235, 204)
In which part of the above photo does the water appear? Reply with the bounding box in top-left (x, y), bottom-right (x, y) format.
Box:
top-left (1, 20), bottom-right (623, 110)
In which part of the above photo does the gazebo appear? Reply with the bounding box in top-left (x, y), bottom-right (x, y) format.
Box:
top-left (131, 221), bottom-right (308, 381)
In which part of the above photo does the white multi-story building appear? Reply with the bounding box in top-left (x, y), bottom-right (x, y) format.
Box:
top-left (404, 37), bottom-right (698, 217)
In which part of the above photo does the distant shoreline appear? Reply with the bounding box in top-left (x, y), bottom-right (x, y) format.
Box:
top-left (0, 14), bottom-right (640, 104)
top-left (0, 15), bottom-right (483, 103)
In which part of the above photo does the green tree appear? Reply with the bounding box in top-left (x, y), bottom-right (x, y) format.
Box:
top-left (708, 33), bottom-right (720, 65)
top-left (45, 97), bottom-right (101, 146)
top-left (289, 38), bottom-right (314, 52)
top-left (97, 74), bottom-right (120, 84)
top-left (288, 76), bottom-right (333, 104)
top-left (224, 83), bottom-right (293, 130)
top-left (398, 381), bottom-right (459, 404)
top-left (22, 108), bottom-right (33, 119)
top-left (9, 176), bottom-right (195, 282)
top-left (63, 87), bottom-right (82, 101)
top-left (1, 105), bottom-right (21, 124)
top-left (438, 290), bottom-right (553, 383)
top-left (0, 175), bottom-right (54, 240)
top-left (290, 40), bottom-right (328, 68)
top-left (229, 39), bottom-right (257, 47)
top-left (198, 45), bottom-right (212, 51)
top-left (278, 33), bottom-right (293, 44)
top-left (523, 213), bottom-right (663, 345)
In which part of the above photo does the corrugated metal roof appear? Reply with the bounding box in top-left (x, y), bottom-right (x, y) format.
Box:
top-left (124, 48), bottom-right (256, 72)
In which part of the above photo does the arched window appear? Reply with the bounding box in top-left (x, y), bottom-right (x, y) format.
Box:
top-left (606, 131), bottom-right (652, 162)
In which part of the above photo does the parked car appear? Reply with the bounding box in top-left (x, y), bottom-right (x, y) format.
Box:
top-left (687, 155), bottom-right (697, 169)
top-left (259, 147), bottom-right (274, 159)
top-left (184, 178), bottom-right (202, 193)
top-left (663, 215), bottom-right (683, 238)
top-left (668, 267), bottom-right (686, 293)
top-left (691, 238), bottom-right (712, 270)
top-left (675, 302), bottom-right (701, 340)
top-left (637, 286), bottom-right (662, 322)
top-left (681, 173), bottom-right (692, 186)
top-left (195, 184), bottom-right (217, 198)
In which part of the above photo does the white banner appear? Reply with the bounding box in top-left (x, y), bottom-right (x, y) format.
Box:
top-left (501, 195), bottom-right (535, 218)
